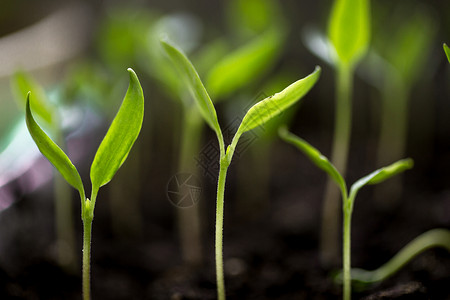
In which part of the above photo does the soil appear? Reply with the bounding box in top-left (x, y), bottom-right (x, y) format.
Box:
top-left (0, 127), bottom-right (449, 300)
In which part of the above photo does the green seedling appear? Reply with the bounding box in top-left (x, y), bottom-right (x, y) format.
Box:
top-left (334, 228), bottom-right (450, 288)
top-left (322, 0), bottom-right (371, 266)
top-left (278, 127), bottom-right (413, 300)
top-left (148, 3), bottom-right (286, 265)
top-left (11, 71), bottom-right (77, 270)
top-left (445, 43), bottom-right (450, 63)
top-left (25, 69), bottom-right (144, 300)
top-left (161, 38), bottom-right (320, 300)
top-left (372, 5), bottom-right (436, 208)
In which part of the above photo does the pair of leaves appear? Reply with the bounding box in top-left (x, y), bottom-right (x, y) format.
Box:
top-left (328, 0), bottom-right (371, 67)
top-left (161, 38), bottom-right (321, 159)
top-left (444, 43), bottom-right (450, 63)
top-left (26, 68), bottom-right (144, 203)
top-left (278, 127), bottom-right (413, 205)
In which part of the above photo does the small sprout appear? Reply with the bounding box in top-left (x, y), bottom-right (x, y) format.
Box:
top-left (25, 68), bottom-right (144, 300)
top-left (321, 0), bottom-right (372, 267)
top-left (279, 128), bottom-right (413, 300)
top-left (334, 228), bottom-right (450, 287)
top-left (162, 38), bottom-right (320, 300)
top-left (444, 43), bottom-right (450, 63)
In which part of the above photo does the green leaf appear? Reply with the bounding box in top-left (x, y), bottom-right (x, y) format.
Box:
top-left (90, 68), bottom-right (144, 192)
top-left (328, 0), bottom-right (371, 66)
top-left (206, 27), bottom-right (285, 99)
top-left (444, 43), bottom-right (450, 63)
top-left (278, 126), bottom-right (346, 195)
top-left (227, 0), bottom-right (280, 36)
top-left (378, 7), bottom-right (436, 85)
top-left (25, 93), bottom-right (84, 197)
top-left (160, 38), bottom-right (222, 136)
top-left (350, 158), bottom-right (413, 199)
top-left (12, 71), bottom-right (56, 126)
top-left (235, 66), bottom-right (321, 137)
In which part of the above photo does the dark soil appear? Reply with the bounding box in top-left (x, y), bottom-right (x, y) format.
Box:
top-left (0, 132), bottom-right (449, 300)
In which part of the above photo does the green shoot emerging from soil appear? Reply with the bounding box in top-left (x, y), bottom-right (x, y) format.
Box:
top-left (444, 43), bottom-right (450, 63)
top-left (338, 228), bottom-right (450, 287)
top-left (322, 0), bottom-right (371, 266)
top-left (161, 38), bottom-right (321, 300)
top-left (25, 68), bottom-right (144, 300)
top-left (279, 127), bottom-right (413, 300)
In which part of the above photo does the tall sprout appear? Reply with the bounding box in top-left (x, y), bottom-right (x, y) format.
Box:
top-left (161, 38), bottom-right (320, 300)
top-left (372, 6), bottom-right (436, 208)
top-left (149, 1), bottom-right (286, 265)
top-left (321, 0), bottom-right (371, 266)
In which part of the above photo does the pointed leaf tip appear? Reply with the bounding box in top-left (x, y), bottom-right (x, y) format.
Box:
top-left (90, 68), bottom-right (145, 192)
top-left (25, 93), bottom-right (84, 197)
top-left (328, 0), bottom-right (371, 66)
top-left (350, 158), bottom-right (414, 201)
top-left (444, 43), bottom-right (450, 63)
top-left (367, 158), bottom-right (414, 185)
top-left (160, 38), bottom-right (222, 137)
top-left (236, 66), bottom-right (321, 136)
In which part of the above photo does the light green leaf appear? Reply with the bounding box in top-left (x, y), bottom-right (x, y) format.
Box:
top-left (380, 8), bottom-right (436, 85)
top-left (235, 66), bottom-right (321, 137)
top-left (227, 0), bottom-right (279, 36)
top-left (444, 43), bottom-right (450, 63)
top-left (25, 93), bottom-right (84, 197)
top-left (160, 38), bottom-right (221, 136)
top-left (350, 158), bottom-right (413, 200)
top-left (90, 68), bottom-right (144, 192)
top-left (278, 126), bottom-right (346, 195)
top-left (206, 27), bottom-right (285, 99)
top-left (366, 158), bottom-right (414, 185)
top-left (328, 0), bottom-right (371, 66)
top-left (12, 71), bottom-right (56, 126)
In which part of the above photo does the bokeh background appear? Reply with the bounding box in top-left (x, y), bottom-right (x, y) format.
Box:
top-left (0, 0), bottom-right (449, 299)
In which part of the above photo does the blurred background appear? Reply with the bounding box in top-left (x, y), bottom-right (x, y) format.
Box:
top-left (0, 0), bottom-right (449, 299)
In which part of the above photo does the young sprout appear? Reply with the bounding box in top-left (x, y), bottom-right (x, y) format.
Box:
top-left (444, 43), bottom-right (450, 63)
top-left (322, 0), bottom-right (371, 266)
top-left (145, 5), bottom-right (285, 265)
top-left (25, 68), bottom-right (144, 300)
top-left (279, 127), bottom-right (413, 300)
top-left (161, 38), bottom-right (320, 300)
top-left (340, 228), bottom-right (450, 287)
top-left (373, 7), bottom-right (436, 208)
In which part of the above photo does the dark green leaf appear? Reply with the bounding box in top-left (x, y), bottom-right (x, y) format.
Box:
top-left (160, 38), bottom-right (221, 136)
top-left (328, 0), bottom-right (371, 66)
top-left (25, 93), bottom-right (84, 196)
top-left (278, 126), bottom-right (346, 195)
top-left (90, 68), bottom-right (144, 192)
